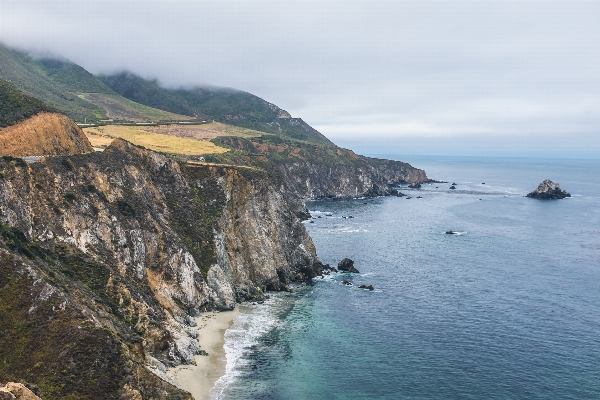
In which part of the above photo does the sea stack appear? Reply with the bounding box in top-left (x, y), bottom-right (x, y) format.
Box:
top-left (526, 179), bottom-right (571, 199)
top-left (338, 258), bottom-right (360, 273)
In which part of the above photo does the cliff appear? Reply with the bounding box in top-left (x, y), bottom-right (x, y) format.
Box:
top-left (209, 136), bottom-right (428, 199)
top-left (0, 112), bottom-right (93, 157)
top-left (0, 140), bottom-right (322, 399)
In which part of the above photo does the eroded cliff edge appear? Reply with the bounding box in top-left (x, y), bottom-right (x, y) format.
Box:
top-left (0, 139), bottom-right (321, 399)
top-left (210, 135), bottom-right (429, 200)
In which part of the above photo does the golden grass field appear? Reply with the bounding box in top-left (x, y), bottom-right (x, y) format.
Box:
top-left (83, 125), bottom-right (230, 156)
top-left (140, 121), bottom-right (264, 140)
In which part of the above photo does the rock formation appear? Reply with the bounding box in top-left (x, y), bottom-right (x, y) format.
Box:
top-left (526, 179), bottom-right (571, 199)
top-left (0, 383), bottom-right (41, 400)
top-left (210, 136), bottom-right (428, 200)
top-left (338, 258), bottom-right (360, 273)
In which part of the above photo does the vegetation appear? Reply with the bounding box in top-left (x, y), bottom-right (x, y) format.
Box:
top-left (0, 43), bottom-right (110, 122)
top-left (99, 71), bottom-right (334, 145)
top-left (79, 93), bottom-right (193, 122)
top-left (0, 43), bottom-right (191, 123)
top-left (0, 78), bottom-right (56, 127)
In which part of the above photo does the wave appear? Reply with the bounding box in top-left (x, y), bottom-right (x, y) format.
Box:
top-left (210, 293), bottom-right (292, 399)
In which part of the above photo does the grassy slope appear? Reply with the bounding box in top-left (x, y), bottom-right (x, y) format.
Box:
top-left (0, 78), bottom-right (56, 127)
top-left (0, 44), bottom-right (110, 122)
top-left (0, 44), bottom-right (191, 123)
top-left (80, 93), bottom-right (194, 122)
top-left (99, 72), bottom-right (334, 145)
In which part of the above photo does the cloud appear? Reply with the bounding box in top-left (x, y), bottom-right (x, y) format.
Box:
top-left (1, 1), bottom-right (599, 156)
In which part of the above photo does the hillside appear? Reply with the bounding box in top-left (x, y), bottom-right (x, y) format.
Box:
top-left (0, 112), bottom-right (94, 157)
top-left (0, 79), bottom-right (93, 156)
top-left (0, 44), bottom-right (192, 123)
top-left (99, 72), bottom-right (334, 145)
top-left (0, 77), bottom-right (56, 127)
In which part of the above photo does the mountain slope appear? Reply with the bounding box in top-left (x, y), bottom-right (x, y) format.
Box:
top-left (0, 44), bottom-right (192, 123)
top-left (0, 77), bottom-right (56, 127)
top-left (99, 72), bottom-right (334, 145)
top-left (0, 44), bottom-right (111, 122)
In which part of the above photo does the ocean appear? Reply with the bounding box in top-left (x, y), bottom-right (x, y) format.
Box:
top-left (212, 155), bottom-right (600, 400)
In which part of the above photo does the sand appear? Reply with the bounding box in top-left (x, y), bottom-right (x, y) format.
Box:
top-left (166, 307), bottom-right (240, 400)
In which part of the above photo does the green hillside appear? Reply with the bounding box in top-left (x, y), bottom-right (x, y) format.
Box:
top-left (0, 78), bottom-right (56, 127)
top-left (100, 72), bottom-right (334, 145)
top-left (0, 44), bottom-right (192, 123)
top-left (0, 44), bottom-right (111, 122)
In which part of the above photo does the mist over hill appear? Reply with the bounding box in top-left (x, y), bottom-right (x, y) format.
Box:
top-left (99, 72), bottom-right (334, 146)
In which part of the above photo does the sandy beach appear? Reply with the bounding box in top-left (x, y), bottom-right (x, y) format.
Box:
top-left (167, 307), bottom-right (240, 400)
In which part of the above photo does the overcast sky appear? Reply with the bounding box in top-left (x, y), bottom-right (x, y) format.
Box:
top-left (1, 1), bottom-right (599, 157)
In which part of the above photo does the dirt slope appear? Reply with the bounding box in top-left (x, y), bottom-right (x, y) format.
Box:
top-left (0, 112), bottom-right (93, 156)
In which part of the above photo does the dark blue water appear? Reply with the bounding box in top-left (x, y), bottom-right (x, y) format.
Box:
top-left (215, 156), bottom-right (600, 400)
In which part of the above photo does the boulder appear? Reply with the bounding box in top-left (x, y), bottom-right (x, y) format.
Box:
top-left (338, 258), bottom-right (360, 273)
top-left (408, 183), bottom-right (421, 189)
top-left (449, 185), bottom-right (456, 190)
top-left (445, 231), bottom-right (457, 234)
top-left (0, 383), bottom-right (41, 400)
top-left (358, 284), bottom-right (374, 291)
top-left (526, 179), bottom-right (571, 199)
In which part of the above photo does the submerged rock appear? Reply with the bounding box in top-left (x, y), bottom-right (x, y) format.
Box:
top-left (359, 284), bottom-right (374, 291)
top-left (526, 179), bottom-right (571, 199)
top-left (338, 258), bottom-right (360, 273)
top-left (408, 182), bottom-right (422, 189)
top-left (342, 280), bottom-right (353, 286)
top-left (322, 264), bottom-right (338, 273)
top-left (449, 185), bottom-right (456, 190)
top-left (445, 231), bottom-right (457, 234)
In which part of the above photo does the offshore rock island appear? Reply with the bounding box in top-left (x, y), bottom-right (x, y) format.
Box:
top-left (526, 179), bottom-right (571, 199)
top-left (0, 43), bottom-right (428, 399)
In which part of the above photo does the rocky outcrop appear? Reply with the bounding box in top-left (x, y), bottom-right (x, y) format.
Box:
top-left (0, 112), bottom-right (93, 156)
top-left (526, 179), bottom-right (571, 199)
top-left (338, 258), bottom-right (360, 273)
top-left (0, 383), bottom-right (41, 400)
top-left (0, 139), bottom-right (321, 398)
top-left (211, 136), bottom-right (428, 200)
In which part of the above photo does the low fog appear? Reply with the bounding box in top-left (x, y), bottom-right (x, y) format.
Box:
top-left (1, 1), bottom-right (599, 157)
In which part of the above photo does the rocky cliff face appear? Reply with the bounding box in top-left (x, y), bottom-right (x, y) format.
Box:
top-left (0, 112), bottom-right (93, 156)
top-left (210, 136), bottom-right (429, 200)
top-left (0, 139), bottom-right (321, 399)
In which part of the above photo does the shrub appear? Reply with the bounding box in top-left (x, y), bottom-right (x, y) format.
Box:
top-left (64, 192), bottom-right (77, 202)
top-left (61, 158), bottom-right (74, 171)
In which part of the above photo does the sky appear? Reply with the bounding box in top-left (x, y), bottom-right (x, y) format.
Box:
top-left (1, 1), bottom-right (599, 158)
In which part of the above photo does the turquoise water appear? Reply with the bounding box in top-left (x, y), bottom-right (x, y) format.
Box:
top-left (214, 156), bottom-right (600, 399)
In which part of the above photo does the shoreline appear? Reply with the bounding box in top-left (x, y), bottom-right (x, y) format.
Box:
top-left (166, 307), bottom-right (240, 400)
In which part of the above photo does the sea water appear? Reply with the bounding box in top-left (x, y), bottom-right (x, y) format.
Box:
top-left (213, 156), bottom-right (600, 400)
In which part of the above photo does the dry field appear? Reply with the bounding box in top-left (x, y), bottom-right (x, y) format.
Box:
top-left (83, 125), bottom-right (229, 156)
top-left (140, 122), bottom-right (264, 140)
